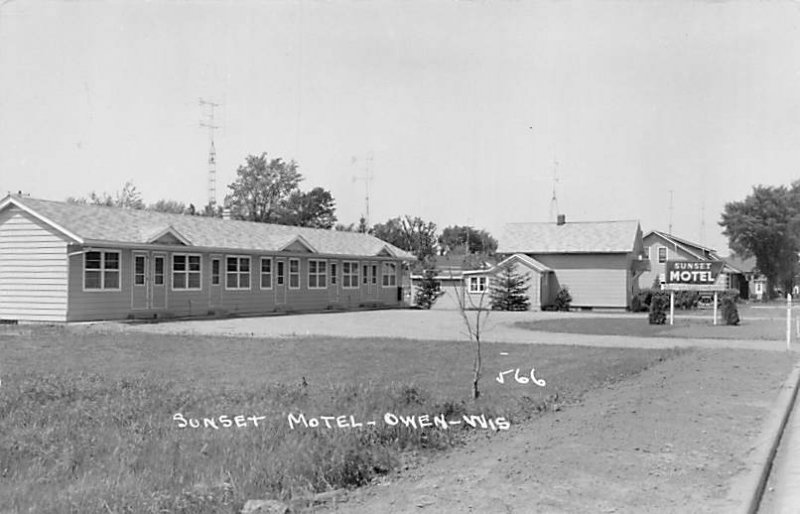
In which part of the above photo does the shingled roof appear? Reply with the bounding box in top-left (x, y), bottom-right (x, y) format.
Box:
top-left (498, 220), bottom-right (641, 254)
top-left (1, 195), bottom-right (414, 259)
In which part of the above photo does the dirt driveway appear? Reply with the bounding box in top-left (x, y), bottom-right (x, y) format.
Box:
top-left (114, 309), bottom-right (791, 352)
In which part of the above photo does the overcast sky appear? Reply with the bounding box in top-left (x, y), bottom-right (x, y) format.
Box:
top-left (2, 1), bottom-right (799, 255)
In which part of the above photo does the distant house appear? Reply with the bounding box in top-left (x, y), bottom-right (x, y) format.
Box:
top-left (0, 195), bottom-right (414, 322)
top-left (409, 254), bottom-right (495, 310)
top-left (640, 230), bottom-right (747, 297)
top-left (722, 254), bottom-right (767, 300)
top-left (497, 216), bottom-right (649, 309)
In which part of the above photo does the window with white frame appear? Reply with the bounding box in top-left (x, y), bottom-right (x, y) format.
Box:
top-left (469, 276), bottom-right (487, 293)
top-left (657, 247), bottom-right (668, 264)
top-left (342, 261), bottom-right (359, 288)
top-left (308, 259), bottom-right (327, 289)
top-left (382, 262), bottom-right (397, 287)
top-left (371, 264), bottom-right (378, 285)
top-left (226, 256), bottom-right (250, 290)
top-left (134, 255), bottom-right (146, 286)
top-left (277, 260), bottom-right (285, 286)
top-left (84, 250), bottom-right (121, 290)
top-left (260, 257), bottom-right (273, 289)
top-left (362, 264), bottom-right (369, 285)
top-left (289, 259), bottom-right (300, 289)
top-left (173, 254), bottom-right (202, 290)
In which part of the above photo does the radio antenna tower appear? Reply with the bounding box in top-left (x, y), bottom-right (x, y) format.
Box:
top-left (352, 152), bottom-right (374, 226)
top-left (549, 160), bottom-right (560, 222)
top-left (199, 98), bottom-right (220, 209)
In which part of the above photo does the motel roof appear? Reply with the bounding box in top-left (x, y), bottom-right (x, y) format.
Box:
top-left (0, 195), bottom-right (415, 259)
top-left (498, 220), bottom-right (642, 254)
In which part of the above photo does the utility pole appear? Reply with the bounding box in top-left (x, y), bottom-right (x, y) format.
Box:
top-left (352, 152), bottom-right (374, 226)
top-left (199, 98), bottom-right (220, 210)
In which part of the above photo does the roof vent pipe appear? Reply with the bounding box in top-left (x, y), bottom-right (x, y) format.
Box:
top-left (557, 214), bottom-right (566, 226)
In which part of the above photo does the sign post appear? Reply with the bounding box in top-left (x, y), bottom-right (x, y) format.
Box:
top-left (788, 294), bottom-right (792, 352)
top-left (663, 260), bottom-right (726, 325)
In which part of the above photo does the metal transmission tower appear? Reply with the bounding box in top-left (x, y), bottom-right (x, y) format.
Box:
top-left (549, 160), bottom-right (560, 222)
top-left (352, 152), bottom-right (374, 226)
top-left (199, 98), bottom-right (220, 209)
top-left (668, 190), bottom-right (674, 235)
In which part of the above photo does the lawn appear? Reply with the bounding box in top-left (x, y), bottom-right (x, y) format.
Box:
top-left (516, 314), bottom-right (788, 340)
top-left (0, 324), bottom-right (681, 513)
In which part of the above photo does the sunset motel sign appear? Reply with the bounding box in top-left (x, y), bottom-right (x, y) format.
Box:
top-left (662, 260), bottom-right (726, 325)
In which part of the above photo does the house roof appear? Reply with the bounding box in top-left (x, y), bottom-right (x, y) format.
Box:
top-left (0, 195), bottom-right (415, 259)
top-left (498, 220), bottom-right (641, 254)
top-left (496, 253), bottom-right (553, 273)
top-left (643, 230), bottom-right (718, 261)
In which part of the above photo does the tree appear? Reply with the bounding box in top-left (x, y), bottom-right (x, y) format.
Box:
top-left (149, 199), bottom-right (187, 214)
top-left (414, 269), bottom-right (444, 309)
top-left (66, 181), bottom-right (144, 209)
top-left (372, 216), bottom-right (438, 261)
top-left (439, 226), bottom-right (498, 255)
top-left (452, 272), bottom-right (491, 400)
top-left (720, 183), bottom-right (800, 297)
top-left (276, 187), bottom-right (337, 228)
top-left (489, 266), bottom-right (531, 311)
top-left (224, 153), bottom-right (303, 223)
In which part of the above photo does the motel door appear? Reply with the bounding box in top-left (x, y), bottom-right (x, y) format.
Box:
top-left (209, 256), bottom-right (222, 307)
top-left (329, 260), bottom-right (339, 303)
top-left (151, 253), bottom-right (167, 309)
top-left (368, 261), bottom-right (378, 300)
top-left (275, 259), bottom-right (287, 305)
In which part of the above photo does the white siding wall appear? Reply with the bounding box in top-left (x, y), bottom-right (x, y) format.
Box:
top-left (0, 207), bottom-right (68, 321)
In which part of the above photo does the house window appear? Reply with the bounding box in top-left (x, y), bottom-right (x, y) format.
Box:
top-left (331, 262), bottom-right (338, 286)
top-left (342, 261), bottom-right (359, 288)
top-left (134, 255), bottom-right (146, 286)
top-left (154, 256), bottom-right (164, 285)
top-left (211, 258), bottom-right (220, 286)
top-left (469, 276), bottom-right (487, 293)
top-left (226, 256), bottom-right (251, 290)
top-left (382, 262), bottom-right (397, 287)
top-left (308, 259), bottom-right (327, 289)
top-left (84, 250), bottom-right (121, 290)
top-left (371, 264), bottom-right (378, 285)
top-left (289, 259), bottom-right (300, 289)
top-left (363, 264), bottom-right (369, 285)
top-left (277, 261), bottom-right (285, 286)
top-left (173, 254), bottom-right (202, 290)
top-left (657, 247), bottom-right (668, 264)
top-left (260, 258), bottom-right (273, 289)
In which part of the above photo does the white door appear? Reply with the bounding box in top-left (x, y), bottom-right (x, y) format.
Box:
top-left (152, 253), bottom-right (167, 309)
top-left (209, 256), bottom-right (222, 307)
top-left (276, 259), bottom-right (287, 305)
top-left (132, 252), bottom-right (149, 309)
top-left (329, 260), bottom-right (339, 303)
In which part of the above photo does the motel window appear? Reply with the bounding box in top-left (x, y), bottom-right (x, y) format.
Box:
top-left (289, 259), bottom-right (300, 289)
top-left (277, 261), bottom-right (285, 286)
top-left (331, 262), bottom-right (338, 286)
top-left (84, 250), bottom-right (121, 290)
top-left (308, 260), bottom-right (327, 289)
top-left (211, 258), bottom-right (220, 286)
top-left (226, 256), bottom-right (251, 290)
top-left (382, 262), bottom-right (397, 287)
top-left (342, 261), bottom-right (359, 288)
top-left (260, 258), bottom-right (273, 289)
top-left (363, 264), bottom-right (368, 285)
top-left (371, 264), bottom-right (378, 285)
top-left (154, 256), bottom-right (165, 285)
top-left (469, 276), bottom-right (487, 293)
top-left (657, 247), bottom-right (668, 264)
top-left (134, 255), bottom-right (146, 286)
top-left (173, 254), bottom-right (202, 290)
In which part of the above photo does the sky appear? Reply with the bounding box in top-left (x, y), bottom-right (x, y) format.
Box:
top-left (2, 0), bottom-right (800, 255)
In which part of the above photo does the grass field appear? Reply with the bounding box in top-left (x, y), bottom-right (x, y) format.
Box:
top-left (516, 314), bottom-right (788, 340)
top-left (0, 325), bottom-right (681, 513)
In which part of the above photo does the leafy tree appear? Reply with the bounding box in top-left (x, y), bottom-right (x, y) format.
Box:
top-left (439, 225), bottom-right (498, 255)
top-left (414, 269), bottom-right (444, 309)
top-left (357, 216), bottom-right (370, 234)
top-left (66, 181), bottom-right (144, 209)
top-left (720, 183), bottom-right (800, 297)
top-left (149, 199), bottom-right (187, 214)
top-left (276, 187), bottom-right (337, 228)
top-left (224, 153), bottom-right (303, 222)
top-left (372, 216), bottom-right (438, 261)
top-left (489, 266), bottom-right (531, 311)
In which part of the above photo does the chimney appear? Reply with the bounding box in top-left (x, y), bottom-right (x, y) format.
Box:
top-left (557, 214), bottom-right (566, 226)
top-left (222, 208), bottom-right (231, 220)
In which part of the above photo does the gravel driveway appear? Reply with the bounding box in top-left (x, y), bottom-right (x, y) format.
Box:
top-left (102, 309), bottom-right (792, 351)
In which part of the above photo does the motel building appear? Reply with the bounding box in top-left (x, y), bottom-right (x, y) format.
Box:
top-left (0, 195), bottom-right (414, 322)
